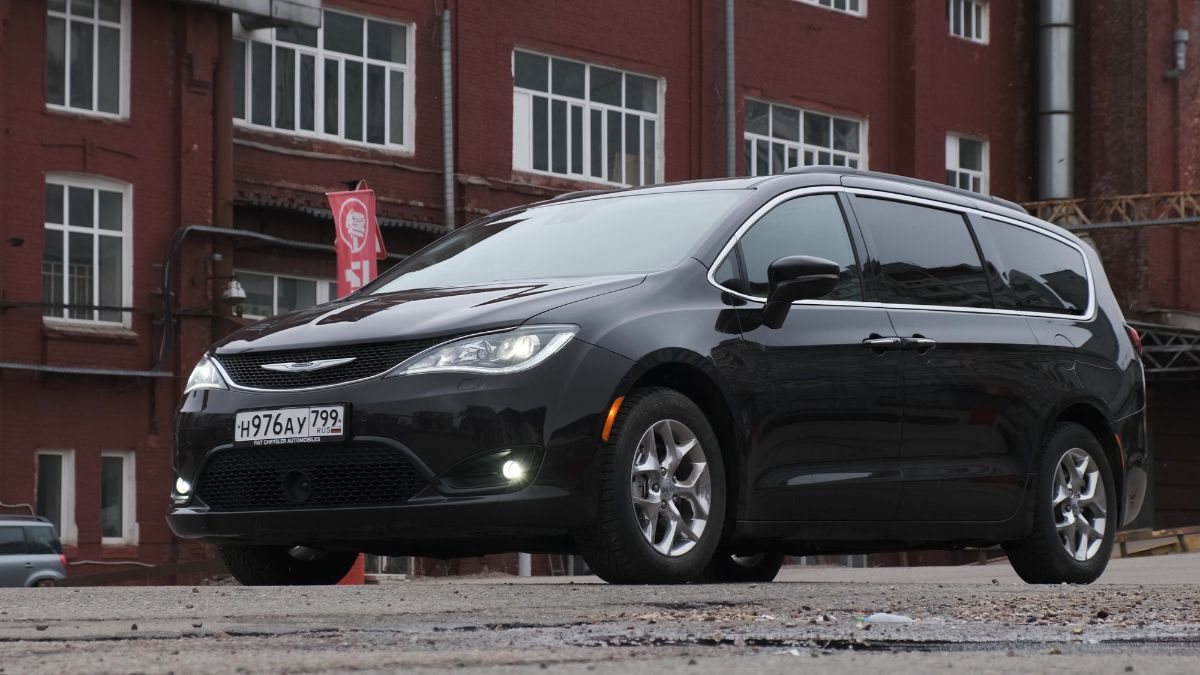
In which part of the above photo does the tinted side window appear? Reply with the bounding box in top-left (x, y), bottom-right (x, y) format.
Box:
top-left (27, 526), bottom-right (62, 555)
top-left (712, 253), bottom-right (745, 294)
top-left (975, 217), bottom-right (1089, 315)
top-left (733, 194), bottom-right (862, 300)
top-left (854, 197), bottom-right (992, 308)
top-left (0, 526), bottom-right (25, 555)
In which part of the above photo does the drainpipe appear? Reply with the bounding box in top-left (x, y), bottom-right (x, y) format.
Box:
top-left (725, 0), bottom-right (736, 177)
top-left (1038, 0), bottom-right (1075, 199)
top-left (441, 9), bottom-right (456, 230)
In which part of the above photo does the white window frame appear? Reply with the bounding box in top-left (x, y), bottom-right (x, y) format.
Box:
top-left (232, 9), bottom-right (416, 152)
top-left (512, 49), bottom-right (664, 187)
top-left (234, 270), bottom-right (337, 320)
top-left (46, 0), bottom-right (131, 118)
top-left (744, 99), bottom-right (868, 176)
top-left (99, 451), bottom-right (137, 546)
top-left (946, 134), bottom-right (989, 195)
top-left (35, 450), bottom-right (77, 547)
top-left (795, 0), bottom-right (867, 17)
top-left (43, 173), bottom-right (134, 328)
top-left (949, 0), bottom-right (988, 44)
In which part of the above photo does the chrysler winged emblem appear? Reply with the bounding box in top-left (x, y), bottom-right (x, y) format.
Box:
top-left (260, 357), bottom-right (356, 373)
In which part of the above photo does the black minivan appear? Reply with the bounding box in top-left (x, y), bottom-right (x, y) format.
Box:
top-left (169, 168), bottom-right (1147, 586)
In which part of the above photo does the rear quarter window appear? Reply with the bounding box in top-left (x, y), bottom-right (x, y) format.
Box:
top-left (28, 526), bottom-right (63, 555)
top-left (973, 217), bottom-right (1090, 316)
top-left (0, 526), bottom-right (26, 555)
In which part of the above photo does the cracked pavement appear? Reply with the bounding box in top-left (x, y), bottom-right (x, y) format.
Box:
top-left (2, 553), bottom-right (1199, 674)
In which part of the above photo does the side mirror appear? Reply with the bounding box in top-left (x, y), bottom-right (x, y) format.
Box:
top-left (762, 256), bottom-right (841, 329)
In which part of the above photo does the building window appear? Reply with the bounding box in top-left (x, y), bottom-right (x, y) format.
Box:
top-left (100, 452), bottom-right (136, 545)
top-left (796, 0), bottom-right (865, 16)
top-left (46, 0), bottom-right (129, 117)
top-left (237, 271), bottom-right (337, 320)
top-left (949, 0), bottom-right (988, 43)
top-left (36, 451), bottom-right (76, 546)
top-left (512, 50), bottom-right (662, 186)
top-left (744, 100), bottom-right (866, 176)
top-left (42, 175), bottom-right (132, 326)
top-left (233, 9), bottom-right (414, 150)
top-left (946, 134), bottom-right (988, 194)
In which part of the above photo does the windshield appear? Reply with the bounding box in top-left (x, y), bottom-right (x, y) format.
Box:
top-left (366, 190), bottom-right (748, 293)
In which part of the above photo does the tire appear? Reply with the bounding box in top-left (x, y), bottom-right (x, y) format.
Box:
top-left (574, 387), bottom-right (726, 584)
top-left (1004, 422), bottom-right (1118, 584)
top-left (216, 544), bottom-right (358, 586)
top-left (695, 553), bottom-right (785, 583)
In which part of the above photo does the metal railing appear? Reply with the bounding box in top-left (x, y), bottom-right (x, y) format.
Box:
top-left (1025, 191), bottom-right (1200, 230)
top-left (1129, 321), bottom-right (1200, 377)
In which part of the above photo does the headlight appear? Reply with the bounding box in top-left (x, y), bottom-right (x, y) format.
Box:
top-left (388, 325), bottom-right (578, 376)
top-left (184, 355), bottom-right (227, 393)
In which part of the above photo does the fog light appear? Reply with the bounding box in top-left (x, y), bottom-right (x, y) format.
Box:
top-left (438, 445), bottom-right (543, 492)
top-left (175, 476), bottom-right (192, 495)
top-left (501, 460), bottom-right (526, 481)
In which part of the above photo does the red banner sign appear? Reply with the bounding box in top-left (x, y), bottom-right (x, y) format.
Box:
top-left (327, 181), bottom-right (388, 298)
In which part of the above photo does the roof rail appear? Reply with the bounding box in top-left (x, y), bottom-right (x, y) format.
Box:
top-left (782, 166), bottom-right (1028, 215)
top-left (0, 514), bottom-right (51, 523)
top-left (547, 189), bottom-right (612, 203)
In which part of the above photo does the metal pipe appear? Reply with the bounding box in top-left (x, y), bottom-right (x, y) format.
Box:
top-left (213, 13), bottom-right (234, 231)
top-left (1166, 29), bottom-right (1190, 79)
top-left (518, 552), bottom-right (531, 577)
top-left (725, 0), bottom-right (736, 177)
top-left (1037, 0), bottom-right (1075, 199)
top-left (441, 9), bottom-right (456, 230)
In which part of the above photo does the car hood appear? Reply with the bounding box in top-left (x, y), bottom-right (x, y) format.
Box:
top-left (213, 275), bottom-right (644, 354)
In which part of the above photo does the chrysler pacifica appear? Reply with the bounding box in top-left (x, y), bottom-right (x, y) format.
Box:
top-left (168, 168), bottom-right (1147, 585)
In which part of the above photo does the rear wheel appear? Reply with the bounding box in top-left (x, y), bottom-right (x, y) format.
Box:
top-left (1004, 422), bottom-right (1117, 584)
top-left (216, 544), bottom-right (357, 586)
top-left (574, 387), bottom-right (726, 584)
top-left (696, 553), bottom-right (784, 583)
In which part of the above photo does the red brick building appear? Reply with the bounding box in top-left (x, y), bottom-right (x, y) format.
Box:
top-left (1, 0), bottom-right (1197, 580)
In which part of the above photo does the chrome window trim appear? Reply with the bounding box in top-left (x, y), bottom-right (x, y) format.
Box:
top-left (706, 186), bottom-right (1097, 322)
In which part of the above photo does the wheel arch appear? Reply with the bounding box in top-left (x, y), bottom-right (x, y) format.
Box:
top-left (1054, 401), bottom-right (1124, 521)
top-left (617, 352), bottom-right (748, 528)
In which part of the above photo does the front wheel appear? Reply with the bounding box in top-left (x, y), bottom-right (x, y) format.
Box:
top-left (1004, 422), bottom-right (1117, 584)
top-left (216, 544), bottom-right (357, 586)
top-left (574, 387), bottom-right (726, 584)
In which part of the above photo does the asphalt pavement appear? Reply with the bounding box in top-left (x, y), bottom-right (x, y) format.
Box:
top-left (2, 553), bottom-right (1199, 674)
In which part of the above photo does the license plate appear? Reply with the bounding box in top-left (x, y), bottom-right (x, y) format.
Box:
top-left (234, 405), bottom-right (346, 446)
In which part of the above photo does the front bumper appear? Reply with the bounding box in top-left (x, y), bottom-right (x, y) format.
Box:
top-left (167, 339), bottom-right (632, 549)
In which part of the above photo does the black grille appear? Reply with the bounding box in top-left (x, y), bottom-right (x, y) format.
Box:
top-left (195, 443), bottom-right (428, 510)
top-left (215, 337), bottom-right (450, 389)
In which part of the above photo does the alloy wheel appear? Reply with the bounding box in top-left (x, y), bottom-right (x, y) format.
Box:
top-left (1052, 447), bottom-right (1108, 562)
top-left (630, 419), bottom-right (712, 557)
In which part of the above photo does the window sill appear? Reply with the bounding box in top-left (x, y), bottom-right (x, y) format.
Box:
top-left (949, 35), bottom-right (989, 46)
top-left (234, 126), bottom-right (415, 162)
top-left (43, 319), bottom-right (138, 344)
top-left (45, 104), bottom-right (130, 124)
top-left (98, 542), bottom-right (139, 558)
top-left (508, 169), bottom-right (629, 192)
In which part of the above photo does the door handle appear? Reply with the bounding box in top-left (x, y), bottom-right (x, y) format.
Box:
top-left (862, 336), bottom-right (902, 354)
top-left (902, 335), bottom-right (937, 354)
top-left (24, 562), bottom-right (33, 568)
